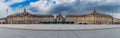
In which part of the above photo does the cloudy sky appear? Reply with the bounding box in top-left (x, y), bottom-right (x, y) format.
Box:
top-left (0, 0), bottom-right (120, 18)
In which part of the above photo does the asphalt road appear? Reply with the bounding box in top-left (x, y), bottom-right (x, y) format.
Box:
top-left (0, 28), bottom-right (120, 38)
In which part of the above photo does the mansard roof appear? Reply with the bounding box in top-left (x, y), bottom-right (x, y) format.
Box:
top-left (67, 9), bottom-right (113, 18)
top-left (67, 13), bottom-right (113, 18)
top-left (6, 8), bottom-right (53, 17)
top-left (7, 12), bottom-right (53, 18)
top-left (30, 14), bottom-right (53, 17)
top-left (56, 13), bottom-right (63, 17)
top-left (7, 12), bottom-right (30, 17)
top-left (7, 9), bottom-right (113, 18)
top-left (89, 12), bottom-right (113, 18)
top-left (88, 9), bottom-right (113, 18)
top-left (7, 13), bottom-right (53, 18)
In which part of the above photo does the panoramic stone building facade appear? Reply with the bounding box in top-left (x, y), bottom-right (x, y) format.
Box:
top-left (65, 9), bottom-right (117, 24)
top-left (0, 9), bottom-right (120, 24)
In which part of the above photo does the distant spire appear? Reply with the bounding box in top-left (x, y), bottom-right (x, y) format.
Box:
top-left (93, 8), bottom-right (97, 13)
top-left (24, 8), bottom-right (27, 12)
top-left (23, 8), bottom-right (28, 15)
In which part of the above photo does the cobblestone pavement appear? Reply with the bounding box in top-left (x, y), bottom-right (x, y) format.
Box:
top-left (0, 28), bottom-right (120, 38)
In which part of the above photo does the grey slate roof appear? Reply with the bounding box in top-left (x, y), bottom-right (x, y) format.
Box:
top-left (7, 9), bottom-right (113, 18)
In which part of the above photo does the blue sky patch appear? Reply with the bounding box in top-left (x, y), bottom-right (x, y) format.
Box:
top-left (10, 0), bottom-right (39, 8)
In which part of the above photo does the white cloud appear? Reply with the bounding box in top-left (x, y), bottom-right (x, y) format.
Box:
top-left (113, 13), bottom-right (120, 18)
top-left (30, 0), bottom-right (76, 13)
top-left (80, 0), bottom-right (102, 3)
top-left (0, 1), bottom-right (12, 18)
top-left (80, 0), bottom-right (120, 4)
top-left (30, 0), bottom-right (52, 12)
top-left (0, 0), bottom-right (26, 18)
top-left (0, 0), bottom-right (120, 18)
top-left (29, 0), bottom-right (120, 18)
top-left (54, 0), bottom-right (76, 4)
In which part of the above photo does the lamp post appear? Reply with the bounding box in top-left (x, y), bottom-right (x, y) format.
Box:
top-left (112, 8), bottom-right (114, 24)
top-left (5, 8), bottom-right (8, 24)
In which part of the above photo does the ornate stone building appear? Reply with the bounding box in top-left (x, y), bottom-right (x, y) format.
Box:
top-left (0, 9), bottom-right (120, 24)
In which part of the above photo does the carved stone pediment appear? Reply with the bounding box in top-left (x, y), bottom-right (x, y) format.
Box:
top-left (54, 13), bottom-right (65, 22)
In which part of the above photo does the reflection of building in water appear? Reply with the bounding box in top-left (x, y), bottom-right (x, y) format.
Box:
top-left (0, 9), bottom-right (120, 24)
